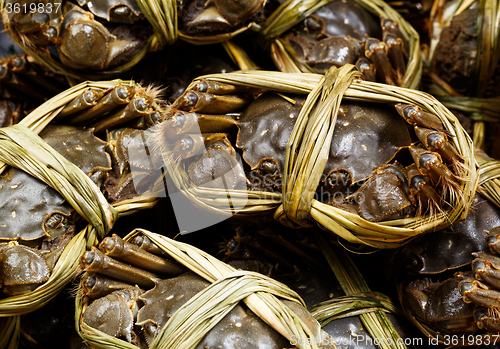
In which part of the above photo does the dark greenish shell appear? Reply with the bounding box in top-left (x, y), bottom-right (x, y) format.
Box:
top-left (0, 125), bottom-right (111, 241)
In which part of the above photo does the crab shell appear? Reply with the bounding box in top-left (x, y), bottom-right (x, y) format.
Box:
top-left (0, 125), bottom-right (111, 242)
top-left (236, 92), bottom-right (412, 188)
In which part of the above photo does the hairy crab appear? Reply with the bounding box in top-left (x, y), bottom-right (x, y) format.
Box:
top-left (152, 77), bottom-right (467, 224)
top-left (78, 233), bottom-right (337, 348)
top-left (394, 194), bottom-right (500, 343)
top-left (0, 53), bottom-right (68, 127)
top-left (0, 125), bottom-right (111, 297)
top-left (177, 0), bottom-right (276, 39)
top-left (2, 0), bottom-right (151, 73)
top-left (271, 0), bottom-right (412, 87)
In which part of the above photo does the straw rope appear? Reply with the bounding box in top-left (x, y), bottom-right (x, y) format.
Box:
top-left (77, 229), bottom-right (333, 349)
top-left (164, 68), bottom-right (477, 248)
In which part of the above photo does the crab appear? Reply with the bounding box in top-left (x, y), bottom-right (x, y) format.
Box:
top-left (274, 0), bottom-right (409, 86)
top-left (79, 233), bottom-right (336, 348)
top-left (3, 0), bottom-right (151, 72)
top-left (151, 79), bottom-right (466, 223)
top-left (178, 0), bottom-right (270, 37)
top-left (0, 53), bottom-right (68, 127)
top-left (394, 194), bottom-right (500, 342)
top-left (456, 226), bottom-right (500, 334)
top-left (0, 124), bottom-right (111, 297)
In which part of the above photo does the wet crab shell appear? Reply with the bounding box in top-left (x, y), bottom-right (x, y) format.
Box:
top-left (236, 92), bottom-right (413, 188)
top-left (0, 125), bottom-right (111, 242)
top-left (393, 194), bottom-right (500, 338)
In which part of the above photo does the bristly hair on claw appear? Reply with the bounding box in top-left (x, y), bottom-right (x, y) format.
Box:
top-left (148, 105), bottom-right (182, 168)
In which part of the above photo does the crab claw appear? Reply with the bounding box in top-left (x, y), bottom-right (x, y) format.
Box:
top-left (409, 145), bottom-right (462, 204)
top-left (364, 38), bottom-right (398, 86)
top-left (356, 163), bottom-right (412, 222)
top-left (395, 104), bottom-right (445, 131)
top-left (175, 90), bottom-right (253, 114)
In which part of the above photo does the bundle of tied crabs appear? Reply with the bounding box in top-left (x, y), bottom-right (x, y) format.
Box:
top-left (1, 0), bottom-right (500, 347)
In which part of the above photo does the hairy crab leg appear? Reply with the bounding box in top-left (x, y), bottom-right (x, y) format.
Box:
top-left (406, 163), bottom-right (444, 217)
top-left (384, 33), bottom-right (406, 85)
top-left (192, 78), bottom-right (262, 95)
top-left (413, 126), bottom-right (463, 167)
top-left (91, 94), bottom-right (152, 133)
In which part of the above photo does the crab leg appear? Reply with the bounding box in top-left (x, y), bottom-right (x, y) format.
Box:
top-left (80, 246), bottom-right (158, 289)
top-left (414, 126), bottom-right (462, 165)
top-left (472, 251), bottom-right (500, 289)
top-left (100, 234), bottom-right (186, 277)
top-left (384, 33), bottom-right (406, 85)
top-left (192, 78), bottom-right (261, 95)
top-left (486, 228), bottom-right (500, 254)
top-left (83, 273), bottom-right (138, 299)
top-left (364, 38), bottom-right (398, 86)
top-left (407, 163), bottom-right (443, 216)
top-left (474, 308), bottom-right (500, 332)
top-left (409, 144), bottom-right (462, 203)
top-left (58, 89), bottom-right (104, 117)
top-left (395, 104), bottom-right (445, 130)
top-left (69, 85), bottom-right (134, 124)
top-left (160, 110), bottom-right (238, 141)
top-left (458, 277), bottom-right (500, 308)
top-left (355, 57), bottom-right (377, 82)
top-left (176, 90), bottom-right (253, 114)
top-left (132, 234), bottom-right (170, 257)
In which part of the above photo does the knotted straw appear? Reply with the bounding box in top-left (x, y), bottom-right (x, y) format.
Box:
top-left (260, 0), bottom-right (422, 90)
top-left (76, 229), bottom-right (332, 349)
top-left (163, 66), bottom-right (476, 249)
top-left (0, 0), bottom-right (264, 79)
top-left (0, 80), bottom-right (159, 316)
